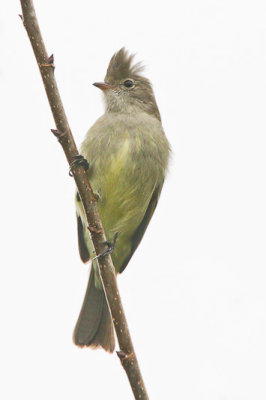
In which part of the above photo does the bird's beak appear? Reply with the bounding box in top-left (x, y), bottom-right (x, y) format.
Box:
top-left (93, 82), bottom-right (114, 91)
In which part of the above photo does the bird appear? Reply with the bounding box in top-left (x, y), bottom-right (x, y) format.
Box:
top-left (73, 48), bottom-right (170, 352)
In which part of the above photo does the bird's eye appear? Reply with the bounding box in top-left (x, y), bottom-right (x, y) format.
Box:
top-left (123, 79), bottom-right (134, 88)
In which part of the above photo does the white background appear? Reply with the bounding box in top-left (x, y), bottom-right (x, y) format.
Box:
top-left (1, 1), bottom-right (266, 399)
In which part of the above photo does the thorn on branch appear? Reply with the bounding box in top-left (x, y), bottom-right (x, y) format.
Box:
top-left (40, 54), bottom-right (55, 69)
top-left (116, 350), bottom-right (135, 365)
top-left (47, 54), bottom-right (54, 64)
top-left (18, 14), bottom-right (24, 21)
top-left (117, 350), bottom-right (127, 359)
top-left (51, 128), bottom-right (67, 143)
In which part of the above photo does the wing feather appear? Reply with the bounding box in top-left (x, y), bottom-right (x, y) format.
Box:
top-left (119, 183), bottom-right (163, 273)
top-left (77, 215), bottom-right (90, 263)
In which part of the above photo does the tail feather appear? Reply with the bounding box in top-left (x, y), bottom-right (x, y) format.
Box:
top-left (73, 268), bottom-right (115, 353)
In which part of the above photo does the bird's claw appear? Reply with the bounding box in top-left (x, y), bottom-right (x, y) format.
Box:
top-left (69, 155), bottom-right (89, 177)
top-left (93, 232), bottom-right (119, 260)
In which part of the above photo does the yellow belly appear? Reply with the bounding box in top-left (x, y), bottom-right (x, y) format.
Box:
top-left (88, 138), bottom-right (155, 271)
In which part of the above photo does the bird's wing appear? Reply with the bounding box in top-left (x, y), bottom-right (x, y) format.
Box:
top-left (77, 215), bottom-right (90, 263)
top-left (119, 182), bottom-right (164, 273)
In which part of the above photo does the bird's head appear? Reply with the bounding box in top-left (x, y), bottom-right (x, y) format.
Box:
top-left (93, 48), bottom-right (161, 121)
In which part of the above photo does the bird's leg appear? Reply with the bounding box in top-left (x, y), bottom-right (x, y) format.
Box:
top-left (69, 155), bottom-right (90, 177)
top-left (93, 232), bottom-right (119, 260)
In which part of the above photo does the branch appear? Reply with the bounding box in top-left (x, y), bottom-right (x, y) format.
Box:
top-left (19, 1), bottom-right (149, 399)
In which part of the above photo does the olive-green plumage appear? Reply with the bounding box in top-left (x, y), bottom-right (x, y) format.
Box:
top-left (73, 48), bottom-right (170, 352)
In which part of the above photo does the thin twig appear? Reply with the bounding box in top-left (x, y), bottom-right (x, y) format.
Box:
top-left (19, 1), bottom-right (149, 399)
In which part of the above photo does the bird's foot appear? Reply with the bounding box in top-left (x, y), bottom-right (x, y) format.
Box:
top-left (69, 155), bottom-right (89, 177)
top-left (93, 232), bottom-right (119, 260)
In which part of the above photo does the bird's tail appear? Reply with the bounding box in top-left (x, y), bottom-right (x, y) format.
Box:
top-left (73, 266), bottom-right (115, 352)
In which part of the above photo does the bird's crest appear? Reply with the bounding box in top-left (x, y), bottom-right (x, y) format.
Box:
top-left (105, 48), bottom-right (144, 83)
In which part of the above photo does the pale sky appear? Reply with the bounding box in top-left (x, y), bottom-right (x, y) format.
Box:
top-left (1, 1), bottom-right (266, 399)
